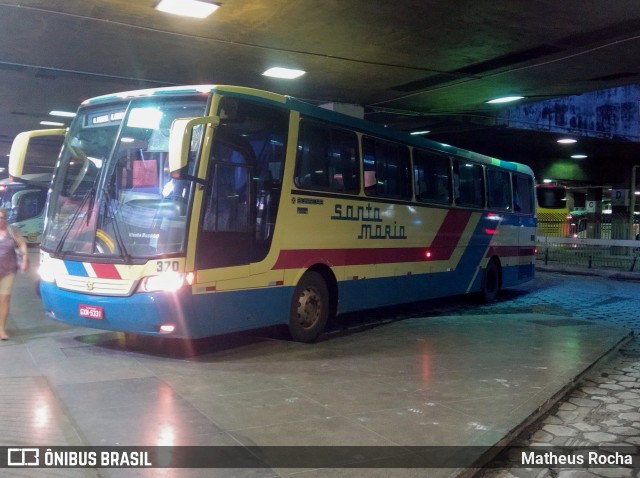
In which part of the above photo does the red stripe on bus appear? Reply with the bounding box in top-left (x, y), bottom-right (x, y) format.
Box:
top-left (272, 209), bottom-right (474, 270)
top-left (90, 263), bottom-right (122, 279)
top-left (429, 209), bottom-right (473, 258)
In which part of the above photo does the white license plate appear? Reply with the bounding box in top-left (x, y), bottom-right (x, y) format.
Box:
top-left (79, 304), bottom-right (104, 319)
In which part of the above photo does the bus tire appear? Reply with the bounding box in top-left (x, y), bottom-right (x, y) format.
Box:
top-left (289, 271), bottom-right (329, 343)
top-left (480, 259), bottom-right (500, 303)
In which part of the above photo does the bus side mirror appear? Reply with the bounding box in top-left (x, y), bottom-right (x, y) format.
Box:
top-left (168, 116), bottom-right (219, 174)
top-left (9, 129), bottom-right (66, 178)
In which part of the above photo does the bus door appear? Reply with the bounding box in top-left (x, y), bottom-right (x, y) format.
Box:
top-left (194, 98), bottom-right (288, 286)
top-left (196, 129), bottom-right (254, 279)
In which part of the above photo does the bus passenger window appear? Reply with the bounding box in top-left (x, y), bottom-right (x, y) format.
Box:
top-left (453, 160), bottom-right (484, 208)
top-left (487, 168), bottom-right (512, 211)
top-left (513, 175), bottom-right (534, 214)
top-left (295, 120), bottom-right (359, 194)
top-left (413, 149), bottom-right (451, 204)
top-left (362, 136), bottom-right (411, 199)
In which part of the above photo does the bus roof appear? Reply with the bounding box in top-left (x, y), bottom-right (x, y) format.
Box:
top-left (82, 85), bottom-right (535, 177)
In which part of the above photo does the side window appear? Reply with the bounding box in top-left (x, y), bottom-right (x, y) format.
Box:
top-left (486, 168), bottom-right (512, 211)
top-left (330, 129), bottom-right (360, 194)
top-left (513, 174), bottom-right (534, 214)
top-left (413, 149), bottom-right (451, 204)
top-left (362, 136), bottom-right (411, 199)
top-left (453, 160), bottom-right (485, 208)
top-left (295, 120), bottom-right (360, 194)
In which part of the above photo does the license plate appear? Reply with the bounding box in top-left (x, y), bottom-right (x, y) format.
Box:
top-left (79, 304), bottom-right (104, 319)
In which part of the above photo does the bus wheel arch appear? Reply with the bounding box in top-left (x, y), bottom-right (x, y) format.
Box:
top-left (288, 265), bottom-right (337, 343)
top-left (480, 257), bottom-right (501, 303)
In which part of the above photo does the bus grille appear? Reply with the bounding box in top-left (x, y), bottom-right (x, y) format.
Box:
top-left (56, 275), bottom-right (137, 296)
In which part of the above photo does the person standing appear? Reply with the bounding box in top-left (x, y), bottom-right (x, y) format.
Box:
top-left (0, 209), bottom-right (28, 340)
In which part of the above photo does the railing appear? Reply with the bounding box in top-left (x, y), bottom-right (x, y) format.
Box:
top-left (536, 236), bottom-right (640, 272)
top-left (536, 211), bottom-right (640, 273)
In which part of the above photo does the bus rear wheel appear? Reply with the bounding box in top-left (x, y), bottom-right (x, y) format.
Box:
top-left (480, 259), bottom-right (500, 303)
top-left (289, 271), bottom-right (328, 343)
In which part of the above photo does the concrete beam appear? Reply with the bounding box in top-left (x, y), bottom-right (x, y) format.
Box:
top-left (498, 85), bottom-right (640, 141)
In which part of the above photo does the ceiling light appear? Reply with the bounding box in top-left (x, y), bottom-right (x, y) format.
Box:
top-left (156, 0), bottom-right (219, 19)
top-left (571, 154), bottom-right (588, 159)
top-left (557, 138), bottom-right (577, 144)
top-left (49, 110), bottom-right (76, 118)
top-left (40, 121), bottom-right (65, 126)
top-left (485, 96), bottom-right (525, 104)
top-left (262, 67), bottom-right (306, 79)
top-left (410, 130), bottom-right (430, 135)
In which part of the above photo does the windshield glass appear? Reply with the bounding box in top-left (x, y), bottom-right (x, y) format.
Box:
top-left (536, 186), bottom-right (567, 209)
top-left (42, 95), bottom-right (209, 261)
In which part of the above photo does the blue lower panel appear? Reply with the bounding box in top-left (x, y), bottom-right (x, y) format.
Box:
top-left (40, 282), bottom-right (294, 339)
top-left (502, 263), bottom-right (535, 286)
top-left (337, 269), bottom-right (476, 313)
top-left (337, 263), bottom-right (535, 314)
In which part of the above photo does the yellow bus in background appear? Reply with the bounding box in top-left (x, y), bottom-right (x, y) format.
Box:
top-left (536, 184), bottom-right (572, 237)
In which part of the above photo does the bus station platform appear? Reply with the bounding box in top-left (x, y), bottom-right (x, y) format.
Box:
top-left (0, 252), bottom-right (632, 477)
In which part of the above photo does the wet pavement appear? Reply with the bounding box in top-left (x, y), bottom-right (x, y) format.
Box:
top-left (336, 264), bottom-right (640, 477)
top-left (461, 266), bottom-right (640, 477)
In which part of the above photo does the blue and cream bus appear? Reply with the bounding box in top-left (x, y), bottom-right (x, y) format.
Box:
top-left (9, 85), bottom-right (536, 342)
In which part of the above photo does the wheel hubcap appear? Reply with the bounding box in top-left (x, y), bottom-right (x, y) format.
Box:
top-left (295, 287), bottom-right (321, 329)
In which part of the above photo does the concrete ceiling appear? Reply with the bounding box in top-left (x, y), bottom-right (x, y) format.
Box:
top-left (2, 0), bottom-right (640, 185)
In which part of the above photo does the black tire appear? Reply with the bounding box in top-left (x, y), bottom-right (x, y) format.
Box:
top-left (288, 271), bottom-right (329, 343)
top-left (480, 260), bottom-right (500, 303)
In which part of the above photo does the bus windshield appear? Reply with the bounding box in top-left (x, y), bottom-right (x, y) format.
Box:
top-left (536, 185), bottom-right (566, 209)
top-left (42, 95), bottom-right (209, 261)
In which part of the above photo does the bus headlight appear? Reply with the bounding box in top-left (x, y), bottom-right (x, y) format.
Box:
top-left (139, 271), bottom-right (194, 293)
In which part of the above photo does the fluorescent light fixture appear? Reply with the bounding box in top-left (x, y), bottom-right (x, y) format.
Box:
top-left (410, 130), bottom-right (431, 135)
top-left (40, 121), bottom-right (65, 126)
top-left (262, 67), bottom-right (306, 79)
top-left (156, 0), bottom-right (219, 19)
top-left (571, 154), bottom-right (588, 159)
top-left (485, 96), bottom-right (525, 104)
top-left (49, 110), bottom-right (76, 118)
top-left (557, 138), bottom-right (577, 144)
top-left (543, 179), bottom-right (553, 183)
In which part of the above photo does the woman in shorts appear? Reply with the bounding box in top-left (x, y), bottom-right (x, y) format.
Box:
top-left (0, 208), bottom-right (28, 340)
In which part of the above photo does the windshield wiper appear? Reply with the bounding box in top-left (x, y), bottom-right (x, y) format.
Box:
top-left (101, 187), bottom-right (132, 264)
top-left (53, 185), bottom-right (97, 257)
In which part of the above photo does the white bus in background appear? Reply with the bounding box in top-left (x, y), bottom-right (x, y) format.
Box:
top-left (0, 173), bottom-right (51, 245)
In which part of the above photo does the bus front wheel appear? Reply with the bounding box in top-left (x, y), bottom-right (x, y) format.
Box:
top-left (289, 271), bottom-right (329, 343)
top-left (480, 259), bottom-right (500, 303)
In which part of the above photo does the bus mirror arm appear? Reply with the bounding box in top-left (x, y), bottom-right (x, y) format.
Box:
top-left (168, 115), bottom-right (220, 174)
top-left (170, 172), bottom-right (206, 188)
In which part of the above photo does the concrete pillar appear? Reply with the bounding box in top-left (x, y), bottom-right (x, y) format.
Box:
top-left (586, 188), bottom-right (602, 239)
